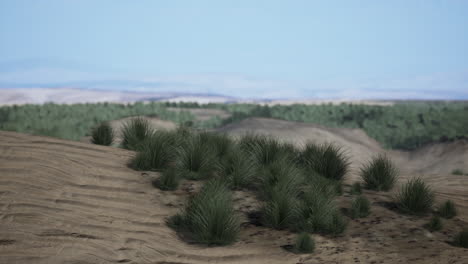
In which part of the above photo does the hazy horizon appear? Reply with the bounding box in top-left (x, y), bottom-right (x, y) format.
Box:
top-left (1, 1), bottom-right (468, 100)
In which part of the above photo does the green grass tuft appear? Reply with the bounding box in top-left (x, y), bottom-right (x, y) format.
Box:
top-left (425, 215), bottom-right (443, 232)
top-left (175, 134), bottom-right (218, 180)
top-left (300, 142), bottom-right (350, 181)
top-left (452, 169), bottom-right (464, 175)
top-left (155, 168), bottom-right (180, 191)
top-left (121, 117), bottom-right (153, 150)
top-left (438, 200), bottom-right (457, 219)
top-left (91, 122), bottom-right (114, 146)
top-left (261, 189), bottom-right (301, 230)
top-left (453, 229), bottom-right (468, 248)
top-left (239, 134), bottom-right (296, 166)
top-left (218, 147), bottom-right (257, 190)
top-left (396, 177), bottom-right (435, 216)
top-left (130, 131), bottom-right (176, 171)
top-left (351, 195), bottom-right (371, 219)
top-left (360, 154), bottom-right (398, 191)
top-left (294, 232), bottom-right (315, 254)
top-left (175, 179), bottom-right (240, 245)
top-left (350, 182), bottom-right (362, 195)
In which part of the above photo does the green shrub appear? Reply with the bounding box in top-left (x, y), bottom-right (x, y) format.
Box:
top-left (396, 177), bottom-right (435, 215)
top-left (351, 195), bottom-right (371, 219)
top-left (452, 169), bottom-right (464, 175)
top-left (294, 232), bottom-right (315, 254)
top-left (91, 122), bottom-right (114, 146)
top-left (130, 131), bottom-right (176, 171)
top-left (256, 157), bottom-right (304, 200)
top-left (453, 229), bottom-right (468, 248)
top-left (438, 200), bottom-right (457, 219)
top-left (239, 134), bottom-right (295, 166)
top-left (155, 168), bottom-right (180, 191)
top-left (218, 147), bottom-right (256, 190)
top-left (350, 182), bottom-right (362, 195)
top-left (300, 142), bottom-right (349, 181)
top-left (297, 185), bottom-right (346, 235)
top-left (199, 131), bottom-right (233, 158)
top-left (121, 117), bottom-right (153, 150)
top-left (175, 134), bottom-right (218, 180)
top-left (425, 215), bottom-right (443, 232)
top-left (360, 155), bottom-right (398, 191)
top-left (261, 189), bottom-right (301, 230)
top-left (173, 180), bottom-right (240, 245)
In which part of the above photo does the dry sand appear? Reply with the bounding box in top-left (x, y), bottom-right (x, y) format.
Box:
top-left (1, 117), bottom-right (468, 263)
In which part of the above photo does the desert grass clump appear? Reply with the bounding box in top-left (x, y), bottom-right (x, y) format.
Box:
top-left (91, 122), bottom-right (114, 146)
top-left (218, 147), bottom-right (256, 190)
top-left (175, 134), bottom-right (218, 180)
top-left (350, 182), bottom-right (362, 195)
top-left (261, 189), bottom-right (301, 229)
top-left (172, 180), bottom-right (240, 245)
top-left (438, 200), bottom-right (457, 219)
top-left (294, 232), bottom-right (315, 254)
top-left (453, 229), bottom-right (468, 248)
top-left (121, 117), bottom-right (152, 150)
top-left (351, 195), bottom-right (371, 219)
top-left (155, 168), bottom-right (180, 191)
top-left (300, 142), bottom-right (350, 181)
top-left (297, 185), bottom-right (347, 235)
top-left (452, 169), bottom-right (464, 175)
top-left (130, 131), bottom-right (176, 171)
top-left (239, 134), bottom-right (295, 166)
top-left (360, 154), bottom-right (398, 191)
top-left (200, 131), bottom-right (233, 159)
top-left (396, 177), bottom-right (435, 215)
top-left (425, 215), bottom-right (443, 232)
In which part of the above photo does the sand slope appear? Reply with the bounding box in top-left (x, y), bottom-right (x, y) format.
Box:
top-left (1, 118), bottom-right (468, 263)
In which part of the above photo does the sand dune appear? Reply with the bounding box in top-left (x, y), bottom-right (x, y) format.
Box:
top-left (1, 117), bottom-right (468, 263)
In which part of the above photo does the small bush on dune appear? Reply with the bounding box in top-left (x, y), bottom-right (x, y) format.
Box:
top-left (130, 131), bottom-right (176, 171)
top-left (438, 200), bottom-right (457, 219)
top-left (200, 131), bottom-right (233, 158)
top-left (360, 154), bottom-right (398, 191)
top-left (155, 168), bottom-right (180, 191)
top-left (453, 229), bottom-right (468, 248)
top-left (121, 117), bottom-right (153, 150)
top-left (351, 195), bottom-right (371, 219)
top-left (91, 122), bottom-right (114, 146)
top-left (425, 215), bottom-right (443, 232)
top-left (350, 182), bottom-right (362, 195)
top-left (175, 134), bottom-right (218, 180)
top-left (261, 189), bottom-right (301, 229)
top-left (297, 185), bottom-right (347, 235)
top-left (396, 177), bottom-right (435, 215)
top-left (452, 169), bottom-right (464, 175)
top-left (218, 147), bottom-right (256, 190)
top-left (173, 180), bottom-right (240, 245)
top-left (256, 157), bottom-right (304, 200)
top-left (294, 232), bottom-right (315, 254)
top-left (239, 134), bottom-right (296, 166)
top-left (300, 142), bottom-right (350, 181)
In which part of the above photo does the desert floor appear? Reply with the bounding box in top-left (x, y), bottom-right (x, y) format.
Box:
top-left (1, 117), bottom-right (467, 263)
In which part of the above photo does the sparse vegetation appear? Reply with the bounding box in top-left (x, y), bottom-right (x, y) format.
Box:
top-left (453, 229), bottom-right (468, 248)
top-left (360, 154), bottom-right (398, 191)
top-left (121, 117), bottom-right (153, 150)
top-left (130, 131), bottom-right (176, 171)
top-left (91, 122), bottom-right (114, 146)
top-left (350, 182), bottom-right (362, 195)
top-left (425, 215), bottom-right (443, 232)
top-left (438, 200), bottom-right (457, 219)
top-left (170, 180), bottom-right (240, 245)
top-left (351, 195), bottom-right (371, 219)
top-left (396, 177), bottom-right (435, 215)
top-left (452, 169), bottom-right (464, 175)
top-left (294, 232), bottom-right (315, 254)
top-left (218, 146), bottom-right (257, 190)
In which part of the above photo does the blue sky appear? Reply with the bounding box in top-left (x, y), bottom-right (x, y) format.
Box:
top-left (0, 0), bottom-right (467, 99)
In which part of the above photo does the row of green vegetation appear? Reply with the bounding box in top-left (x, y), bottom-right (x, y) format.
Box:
top-left (1, 101), bottom-right (467, 150)
top-left (176, 101), bottom-right (468, 150)
top-left (0, 102), bottom-right (194, 141)
top-left (91, 118), bottom-right (467, 249)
